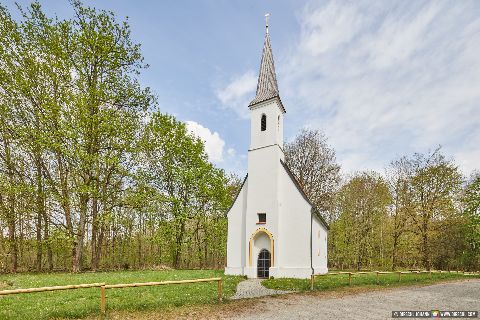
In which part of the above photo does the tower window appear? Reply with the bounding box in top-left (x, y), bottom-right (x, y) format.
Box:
top-left (261, 114), bottom-right (267, 131)
top-left (257, 213), bottom-right (266, 224)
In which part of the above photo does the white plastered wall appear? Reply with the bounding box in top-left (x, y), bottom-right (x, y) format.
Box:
top-left (312, 214), bottom-right (328, 274)
top-left (274, 165), bottom-right (313, 279)
top-left (225, 179), bottom-right (248, 276)
top-left (243, 146), bottom-right (282, 278)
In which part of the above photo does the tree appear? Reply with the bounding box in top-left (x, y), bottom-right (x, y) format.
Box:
top-left (137, 113), bottom-right (231, 268)
top-left (331, 172), bottom-right (392, 270)
top-left (386, 157), bottom-right (415, 270)
top-left (462, 173), bottom-right (480, 270)
top-left (408, 149), bottom-right (462, 270)
top-left (285, 129), bottom-right (340, 218)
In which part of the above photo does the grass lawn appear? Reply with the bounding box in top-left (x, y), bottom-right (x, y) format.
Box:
top-left (0, 269), bottom-right (244, 320)
top-left (262, 271), bottom-right (480, 292)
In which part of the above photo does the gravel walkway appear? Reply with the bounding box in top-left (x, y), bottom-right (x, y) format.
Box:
top-left (230, 279), bottom-right (293, 300)
top-left (226, 279), bottom-right (480, 319)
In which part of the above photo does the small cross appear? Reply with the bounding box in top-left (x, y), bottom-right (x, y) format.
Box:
top-left (265, 13), bottom-right (270, 33)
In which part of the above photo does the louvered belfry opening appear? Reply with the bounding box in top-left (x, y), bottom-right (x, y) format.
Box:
top-left (257, 249), bottom-right (271, 278)
top-left (261, 114), bottom-right (267, 131)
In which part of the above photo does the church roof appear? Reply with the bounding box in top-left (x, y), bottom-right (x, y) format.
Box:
top-left (249, 28), bottom-right (286, 113)
top-left (226, 174), bottom-right (248, 214)
top-left (280, 160), bottom-right (330, 230)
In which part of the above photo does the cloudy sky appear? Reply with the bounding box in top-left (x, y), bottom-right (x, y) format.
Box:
top-left (7, 0), bottom-right (480, 176)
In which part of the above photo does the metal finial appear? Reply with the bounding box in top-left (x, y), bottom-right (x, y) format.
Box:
top-left (265, 13), bottom-right (270, 33)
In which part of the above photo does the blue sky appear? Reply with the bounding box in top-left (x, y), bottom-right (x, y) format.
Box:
top-left (6, 1), bottom-right (480, 177)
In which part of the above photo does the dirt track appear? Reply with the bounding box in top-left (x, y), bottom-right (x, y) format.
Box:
top-left (225, 279), bottom-right (480, 320)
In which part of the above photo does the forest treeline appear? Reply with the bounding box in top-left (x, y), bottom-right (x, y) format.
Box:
top-left (0, 1), bottom-right (235, 273)
top-left (285, 131), bottom-right (479, 272)
top-left (1, 2), bottom-right (478, 274)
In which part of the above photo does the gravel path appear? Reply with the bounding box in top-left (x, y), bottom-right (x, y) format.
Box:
top-left (226, 279), bottom-right (480, 319)
top-left (230, 279), bottom-right (293, 300)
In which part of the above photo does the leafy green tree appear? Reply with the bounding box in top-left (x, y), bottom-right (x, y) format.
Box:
top-left (462, 173), bottom-right (480, 270)
top-left (386, 157), bottom-right (416, 270)
top-left (137, 113), bottom-right (230, 268)
top-left (331, 172), bottom-right (392, 270)
top-left (408, 149), bottom-right (463, 270)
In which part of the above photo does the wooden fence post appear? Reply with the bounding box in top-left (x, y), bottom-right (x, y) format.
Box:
top-left (398, 272), bottom-right (401, 282)
top-left (375, 271), bottom-right (379, 284)
top-left (348, 273), bottom-right (352, 286)
top-left (100, 285), bottom-right (106, 315)
top-left (217, 279), bottom-right (223, 301)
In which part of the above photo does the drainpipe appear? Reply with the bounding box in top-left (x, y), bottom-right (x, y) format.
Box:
top-left (310, 208), bottom-right (314, 276)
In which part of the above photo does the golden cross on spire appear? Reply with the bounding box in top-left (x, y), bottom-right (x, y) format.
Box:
top-left (265, 13), bottom-right (270, 33)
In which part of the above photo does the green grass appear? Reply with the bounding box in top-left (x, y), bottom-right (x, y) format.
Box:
top-left (0, 269), bottom-right (243, 320)
top-left (262, 271), bottom-right (480, 292)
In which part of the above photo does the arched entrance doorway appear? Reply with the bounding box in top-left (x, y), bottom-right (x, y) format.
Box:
top-left (257, 249), bottom-right (271, 278)
top-left (248, 227), bottom-right (274, 278)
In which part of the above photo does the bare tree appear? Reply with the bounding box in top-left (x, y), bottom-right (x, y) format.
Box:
top-left (285, 129), bottom-right (340, 219)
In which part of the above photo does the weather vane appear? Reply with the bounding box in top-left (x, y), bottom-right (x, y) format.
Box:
top-left (265, 13), bottom-right (270, 33)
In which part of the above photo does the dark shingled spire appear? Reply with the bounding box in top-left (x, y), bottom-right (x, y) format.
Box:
top-left (249, 28), bottom-right (286, 112)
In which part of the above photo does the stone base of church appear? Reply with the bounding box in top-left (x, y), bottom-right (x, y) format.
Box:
top-left (243, 266), bottom-right (323, 279)
top-left (224, 266), bottom-right (244, 276)
top-left (225, 266), bottom-right (328, 279)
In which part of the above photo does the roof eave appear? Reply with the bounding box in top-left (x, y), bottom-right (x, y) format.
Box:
top-left (248, 95), bottom-right (286, 114)
top-left (225, 174), bottom-right (248, 215)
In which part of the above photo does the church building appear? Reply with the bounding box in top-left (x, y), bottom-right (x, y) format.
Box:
top-left (225, 21), bottom-right (329, 279)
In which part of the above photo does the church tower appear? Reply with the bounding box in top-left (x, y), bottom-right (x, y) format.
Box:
top-left (243, 20), bottom-right (286, 278)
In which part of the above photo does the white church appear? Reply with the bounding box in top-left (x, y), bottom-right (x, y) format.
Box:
top-left (225, 22), bottom-right (329, 279)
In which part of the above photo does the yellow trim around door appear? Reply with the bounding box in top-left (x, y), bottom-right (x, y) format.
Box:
top-left (248, 227), bottom-right (274, 267)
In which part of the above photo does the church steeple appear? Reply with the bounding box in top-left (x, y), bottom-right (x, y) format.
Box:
top-left (249, 16), bottom-right (286, 113)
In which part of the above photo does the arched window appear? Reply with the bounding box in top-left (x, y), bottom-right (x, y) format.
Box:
top-left (277, 115), bottom-right (280, 131)
top-left (261, 114), bottom-right (267, 131)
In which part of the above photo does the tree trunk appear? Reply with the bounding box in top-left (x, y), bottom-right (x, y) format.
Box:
top-left (7, 209), bottom-right (17, 273)
top-left (43, 212), bottom-right (53, 271)
top-left (91, 196), bottom-right (98, 271)
top-left (422, 225), bottom-right (430, 270)
top-left (73, 194), bottom-right (88, 272)
top-left (3, 137), bottom-right (18, 273)
top-left (392, 234), bottom-right (398, 270)
top-left (94, 226), bottom-right (104, 270)
top-left (34, 152), bottom-right (45, 272)
top-left (35, 210), bottom-right (42, 272)
top-left (174, 220), bottom-right (186, 269)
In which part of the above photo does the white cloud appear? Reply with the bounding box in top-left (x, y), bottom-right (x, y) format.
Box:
top-left (227, 148), bottom-right (236, 157)
top-left (216, 70), bottom-right (257, 118)
top-left (185, 121), bottom-right (225, 163)
top-left (280, 0), bottom-right (480, 175)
